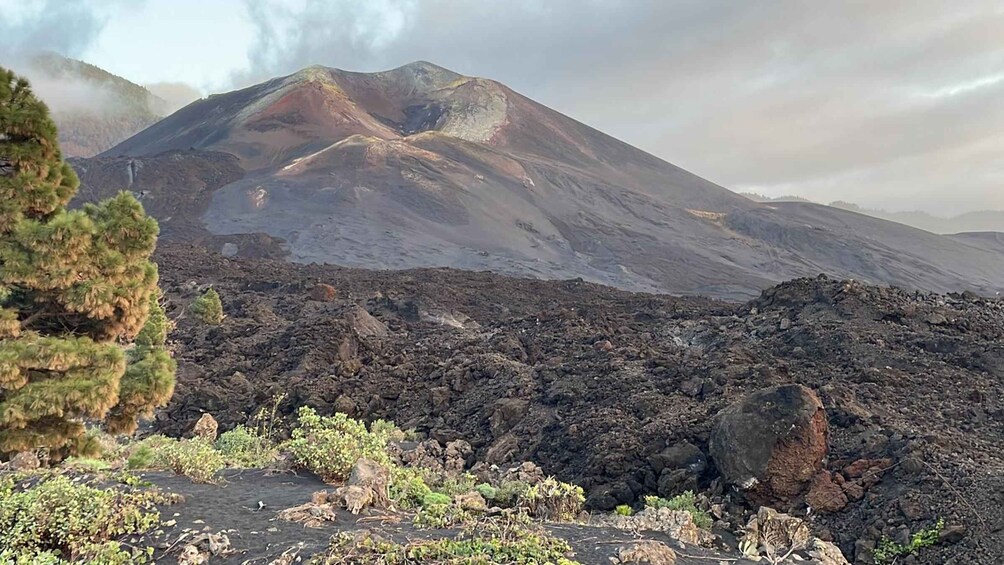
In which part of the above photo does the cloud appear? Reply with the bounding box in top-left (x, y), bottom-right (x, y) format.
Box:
top-left (3, 1), bottom-right (1003, 214)
top-left (0, 0), bottom-right (111, 58)
top-left (145, 82), bottom-right (203, 114)
top-left (233, 0), bottom-right (1004, 214)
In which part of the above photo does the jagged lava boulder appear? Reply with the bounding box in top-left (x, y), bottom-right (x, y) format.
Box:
top-left (709, 384), bottom-right (828, 503)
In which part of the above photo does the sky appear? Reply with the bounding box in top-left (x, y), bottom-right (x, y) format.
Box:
top-left (1, 0), bottom-right (1003, 215)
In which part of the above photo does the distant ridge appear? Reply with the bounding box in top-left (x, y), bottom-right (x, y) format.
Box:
top-left (13, 52), bottom-right (166, 157)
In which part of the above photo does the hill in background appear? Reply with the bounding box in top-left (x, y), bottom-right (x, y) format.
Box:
top-left (10, 52), bottom-right (169, 157)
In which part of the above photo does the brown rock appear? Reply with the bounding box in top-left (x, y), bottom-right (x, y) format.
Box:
top-left (709, 384), bottom-right (828, 503)
top-left (490, 398), bottom-right (529, 434)
top-left (309, 283), bottom-right (337, 302)
top-left (841, 480), bottom-right (864, 501)
top-left (617, 540), bottom-right (677, 565)
top-left (843, 458), bottom-right (892, 478)
top-left (805, 471), bottom-right (848, 513)
top-left (333, 394), bottom-right (357, 416)
top-left (938, 524), bottom-right (966, 545)
top-left (454, 491), bottom-right (488, 511)
top-left (278, 501), bottom-right (338, 527)
top-left (347, 458), bottom-right (391, 508)
top-left (192, 413), bottom-right (218, 441)
top-left (898, 498), bottom-right (925, 521)
top-left (594, 340), bottom-right (614, 352)
top-left (10, 451), bottom-right (40, 472)
top-left (429, 386), bottom-right (450, 414)
top-left (444, 440), bottom-right (473, 474)
top-left (345, 306), bottom-right (388, 338)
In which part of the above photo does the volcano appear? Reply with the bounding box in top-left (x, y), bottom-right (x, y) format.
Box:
top-left (78, 61), bottom-right (1004, 299)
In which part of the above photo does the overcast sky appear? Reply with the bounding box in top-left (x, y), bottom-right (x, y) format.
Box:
top-left (2, 0), bottom-right (1003, 215)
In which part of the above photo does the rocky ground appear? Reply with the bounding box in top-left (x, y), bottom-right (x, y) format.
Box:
top-left (153, 243), bottom-right (1004, 564)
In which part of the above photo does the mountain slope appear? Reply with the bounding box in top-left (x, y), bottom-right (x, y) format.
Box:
top-left (87, 62), bottom-right (1004, 299)
top-left (13, 53), bottom-right (167, 157)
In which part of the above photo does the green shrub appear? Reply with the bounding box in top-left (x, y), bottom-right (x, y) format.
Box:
top-left (874, 520), bottom-right (944, 564)
top-left (284, 406), bottom-right (390, 483)
top-left (156, 438), bottom-right (224, 483)
top-left (215, 425), bottom-right (278, 468)
top-left (190, 288), bottom-right (224, 325)
top-left (390, 467), bottom-right (433, 508)
top-left (0, 474), bottom-right (165, 563)
top-left (475, 482), bottom-right (498, 501)
top-left (493, 480), bottom-right (531, 507)
top-left (126, 435), bottom-right (223, 483)
top-left (644, 491), bottom-right (712, 529)
top-left (370, 419), bottom-right (406, 442)
top-left (126, 445), bottom-right (156, 470)
top-left (124, 435), bottom-right (173, 470)
top-left (615, 504), bottom-right (633, 516)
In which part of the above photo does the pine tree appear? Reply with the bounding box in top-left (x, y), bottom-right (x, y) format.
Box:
top-left (0, 67), bottom-right (175, 456)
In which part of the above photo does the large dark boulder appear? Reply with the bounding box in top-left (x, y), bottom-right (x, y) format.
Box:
top-left (709, 384), bottom-right (828, 503)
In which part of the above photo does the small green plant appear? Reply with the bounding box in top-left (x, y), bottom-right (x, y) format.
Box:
top-left (61, 457), bottom-right (112, 473)
top-left (615, 504), bottom-right (633, 516)
top-left (314, 513), bottom-right (580, 564)
top-left (437, 473), bottom-right (479, 496)
top-left (156, 437), bottom-right (224, 483)
top-left (874, 520), bottom-right (944, 564)
top-left (215, 425), bottom-right (278, 468)
top-left (644, 491), bottom-right (713, 529)
top-left (284, 406), bottom-right (391, 482)
top-left (422, 492), bottom-right (452, 508)
top-left (0, 474), bottom-right (167, 563)
top-left (519, 477), bottom-right (585, 522)
top-left (413, 499), bottom-right (473, 529)
top-left (190, 288), bottom-right (224, 325)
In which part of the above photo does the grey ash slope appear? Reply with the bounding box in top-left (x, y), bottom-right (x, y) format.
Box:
top-left (92, 62), bottom-right (1004, 299)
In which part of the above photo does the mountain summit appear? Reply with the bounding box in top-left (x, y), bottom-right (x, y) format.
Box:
top-left (84, 63), bottom-right (1004, 298)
